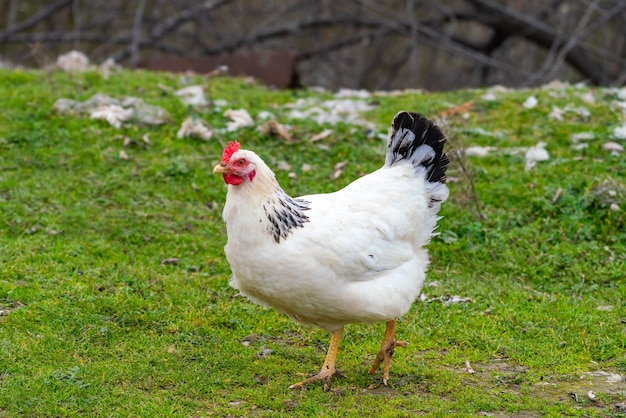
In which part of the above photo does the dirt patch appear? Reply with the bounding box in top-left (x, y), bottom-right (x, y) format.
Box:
top-left (0, 301), bottom-right (23, 319)
top-left (536, 370), bottom-right (626, 408)
top-left (463, 358), bottom-right (626, 413)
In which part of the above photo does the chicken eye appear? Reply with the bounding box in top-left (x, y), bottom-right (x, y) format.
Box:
top-left (236, 158), bottom-right (246, 167)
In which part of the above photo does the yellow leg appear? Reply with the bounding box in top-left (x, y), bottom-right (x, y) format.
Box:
top-left (289, 327), bottom-right (343, 391)
top-left (368, 319), bottom-right (407, 385)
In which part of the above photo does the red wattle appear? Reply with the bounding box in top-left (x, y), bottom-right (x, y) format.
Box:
top-left (223, 173), bottom-right (244, 185)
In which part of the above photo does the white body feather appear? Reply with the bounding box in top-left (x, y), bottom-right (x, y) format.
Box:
top-left (222, 148), bottom-right (448, 332)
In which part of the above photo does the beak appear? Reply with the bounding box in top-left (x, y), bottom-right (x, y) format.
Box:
top-left (213, 162), bottom-right (228, 174)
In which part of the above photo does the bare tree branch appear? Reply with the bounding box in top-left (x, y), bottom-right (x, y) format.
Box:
top-left (355, 0), bottom-right (533, 78)
top-left (1, 0), bottom-right (625, 90)
top-left (0, 0), bottom-right (72, 41)
top-left (129, 0), bottom-right (148, 66)
top-left (72, 0), bottom-right (80, 51)
top-left (522, 0), bottom-right (601, 86)
top-left (465, 0), bottom-right (626, 84)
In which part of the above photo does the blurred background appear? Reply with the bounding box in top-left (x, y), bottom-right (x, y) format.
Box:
top-left (1, 0), bottom-right (625, 91)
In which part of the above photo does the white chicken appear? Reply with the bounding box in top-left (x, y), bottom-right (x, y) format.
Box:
top-left (213, 111), bottom-right (449, 390)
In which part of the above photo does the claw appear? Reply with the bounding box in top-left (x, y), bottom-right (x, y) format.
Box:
top-left (368, 319), bottom-right (405, 385)
top-left (289, 328), bottom-right (343, 391)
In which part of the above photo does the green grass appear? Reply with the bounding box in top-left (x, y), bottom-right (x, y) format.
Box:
top-left (1, 68), bottom-right (625, 417)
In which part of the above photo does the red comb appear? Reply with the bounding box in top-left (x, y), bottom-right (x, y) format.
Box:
top-left (221, 141), bottom-right (240, 162)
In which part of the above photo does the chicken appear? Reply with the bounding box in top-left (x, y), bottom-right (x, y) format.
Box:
top-left (213, 111), bottom-right (449, 390)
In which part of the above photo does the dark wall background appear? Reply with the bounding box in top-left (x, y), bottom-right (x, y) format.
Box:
top-left (1, 0), bottom-right (625, 90)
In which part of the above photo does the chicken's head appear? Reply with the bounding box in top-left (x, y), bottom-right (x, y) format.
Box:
top-left (213, 141), bottom-right (257, 185)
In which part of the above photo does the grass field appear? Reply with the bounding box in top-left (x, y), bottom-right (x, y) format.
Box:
top-left (1, 68), bottom-right (625, 417)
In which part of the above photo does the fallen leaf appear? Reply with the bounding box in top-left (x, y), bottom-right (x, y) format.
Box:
top-left (241, 334), bottom-right (262, 343)
top-left (258, 120), bottom-right (291, 141)
top-left (310, 129), bottom-right (333, 142)
top-left (160, 257), bottom-right (179, 265)
top-left (284, 400), bottom-right (298, 409)
top-left (465, 360), bottom-right (476, 374)
top-left (330, 161), bottom-right (348, 179)
top-left (206, 65), bottom-right (229, 77)
top-left (439, 101), bottom-right (472, 117)
top-left (118, 150), bottom-right (129, 160)
top-left (257, 348), bottom-right (273, 358)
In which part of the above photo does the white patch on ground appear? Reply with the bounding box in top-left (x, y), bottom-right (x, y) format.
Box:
top-left (56, 50), bottom-right (89, 72)
top-left (224, 109), bottom-right (254, 131)
top-left (525, 142), bottom-right (550, 170)
top-left (602, 141), bottom-right (624, 154)
top-left (523, 95), bottom-right (538, 109)
top-left (54, 94), bottom-right (171, 127)
top-left (90, 105), bottom-right (133, 128)
top-left (175, 85), bottom-right (208, 106)
top-left (177, 117), bottom-right (213, 140)
top-left (613, 126), bottom-right (626, 139)
top-left (284, 98), bottom-right (376, 129)
top-left (465, 146), bottom-right (495, 157)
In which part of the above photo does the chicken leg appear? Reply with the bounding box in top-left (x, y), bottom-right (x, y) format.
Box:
top-left (368, 319), bottom-right (407, 385)
top-left (289, 328), bottom-right (343, 391)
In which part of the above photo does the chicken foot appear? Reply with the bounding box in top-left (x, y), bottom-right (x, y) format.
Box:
top-left (289, 328), bottom-right (343, 391)
top-left (368, 319), bottom-right (407, 385)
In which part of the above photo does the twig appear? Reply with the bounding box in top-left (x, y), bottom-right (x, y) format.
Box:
top-left (447, 144), bottom-right (486, 221)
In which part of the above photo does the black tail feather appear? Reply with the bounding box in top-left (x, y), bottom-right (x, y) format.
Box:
top-left (385, 111), bottom-right (449, 183)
